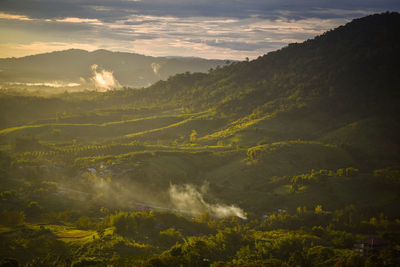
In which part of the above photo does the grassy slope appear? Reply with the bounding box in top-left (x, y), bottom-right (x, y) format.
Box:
top-left (1, 13), bottom-right (399, 220)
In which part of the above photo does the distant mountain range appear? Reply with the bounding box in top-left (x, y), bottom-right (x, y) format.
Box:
top-left (0, 49), bottom-right (228, 89)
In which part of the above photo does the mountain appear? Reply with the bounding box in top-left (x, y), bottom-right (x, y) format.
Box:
top-left (0, 12), bottom-right (399, 209)
top-left (1, 13), bottom-right (400, 155)
top-left (0, 49), bottom-right (228, 89)
top-left (124, 12), bottom-right (400, 113)
top-left (1, 13), bottom-right (400, 266)
top-left (90, 12), bottom-right (399, 162)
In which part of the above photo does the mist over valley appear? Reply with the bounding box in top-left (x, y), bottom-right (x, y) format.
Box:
top-left (0, 11), bottom-right (400, 266)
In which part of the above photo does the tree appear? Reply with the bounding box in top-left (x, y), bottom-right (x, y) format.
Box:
top-left (190, 130), bottom-right (198, 143)
top-left (306, 246), bottom-right (334, 266)
top-left (315, 205), bottom-right (323, 214)
top-left (12, 135), bottom-right (42, 152)
top-left (0, 210), bottom-right (25, 226)
top-left (159, 228), bottom-right (183, 247)
top-left (25, 201), bottom-right (43, 219)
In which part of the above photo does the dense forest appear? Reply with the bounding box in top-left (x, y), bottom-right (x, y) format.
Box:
top-left (0, 12), bottom-right (400, 266)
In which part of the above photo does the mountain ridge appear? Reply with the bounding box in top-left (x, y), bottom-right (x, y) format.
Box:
top-left (0, 49), bottom-right (228, 88)
top-left (1, 12), bottom-right (400, 266)
top-left (0, 12), bottom-right (399, 165)
top-left (96, 12), bottom-right (400, 163)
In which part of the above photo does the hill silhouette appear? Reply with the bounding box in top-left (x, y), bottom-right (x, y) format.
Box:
top-left (0, 49), bottom-right (227, 88)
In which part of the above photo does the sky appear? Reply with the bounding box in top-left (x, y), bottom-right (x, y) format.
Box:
top-left (0, 0), bottom-right (399, 60)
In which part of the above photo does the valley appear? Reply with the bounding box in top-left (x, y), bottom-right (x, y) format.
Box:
top-left (0, 12), bottom-right (399, 266)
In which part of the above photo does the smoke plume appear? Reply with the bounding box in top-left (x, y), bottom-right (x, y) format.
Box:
top-left (91, 64), bottom-right (120, 91)
top-left (169, 183), bottom-right (246, 219)
top-left (151, 63), bottom-right (161, 75)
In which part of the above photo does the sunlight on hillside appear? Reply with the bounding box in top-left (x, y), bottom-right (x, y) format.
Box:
top-left (0, 12), bottom-right (399, 266)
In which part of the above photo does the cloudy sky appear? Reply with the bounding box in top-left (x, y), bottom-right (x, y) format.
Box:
top-left (0, 0), bottom-right (399, 60)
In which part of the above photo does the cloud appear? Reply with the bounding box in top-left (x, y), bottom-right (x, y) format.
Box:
top-left (0, 0), bottom-right (398, 60)
top-left (0, 13), bottom-right (344, 60)
top-left (0, 0), bottom-right (398, 22)
top-left (169, 183), bottom-right (247, 219)
top-left (55, 17), bottom-right (103, 25)
top-left (0, 11), bottom-right (31, 21)
top-left (0, 13), bottom-right (353, 60)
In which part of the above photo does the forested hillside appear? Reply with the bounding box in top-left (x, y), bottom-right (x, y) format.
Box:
top-left (0, 12), bottom-right (399, 266)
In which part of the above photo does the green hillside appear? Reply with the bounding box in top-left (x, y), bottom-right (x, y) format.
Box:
top-left (1, 12), bottom-right (400, 266)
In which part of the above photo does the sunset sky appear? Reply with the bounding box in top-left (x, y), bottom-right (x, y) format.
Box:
top-left (0, 0), bottom-right (399, 60)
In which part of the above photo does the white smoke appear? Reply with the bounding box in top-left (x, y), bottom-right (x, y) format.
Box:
top-left (151, 63), bottom-right (161, 75)
top-left (169, 183), bottom-right (247, 219)
top-left (91, 64), bottom-right (120, 91)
